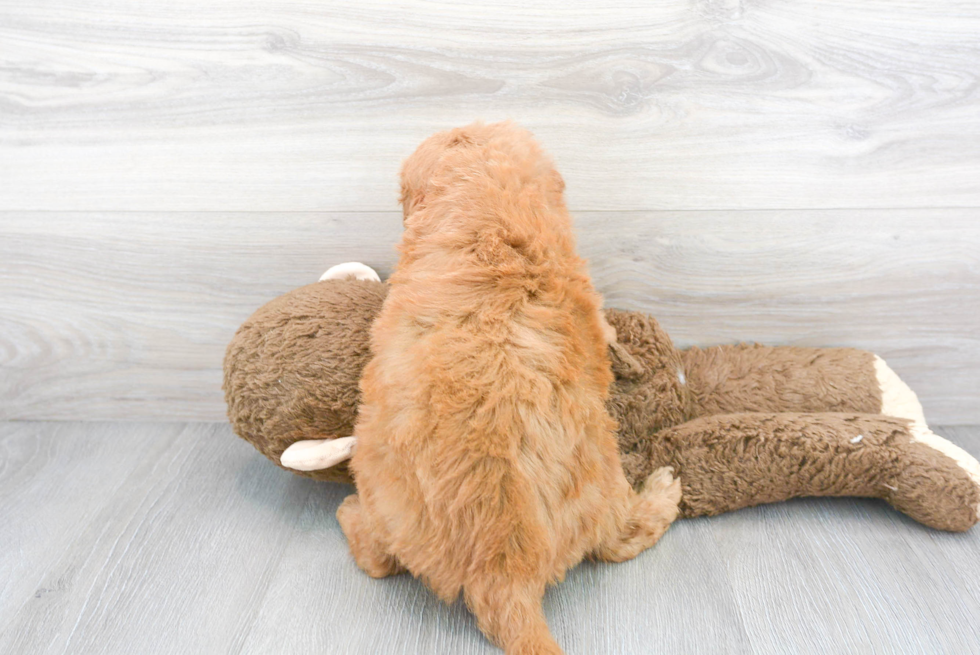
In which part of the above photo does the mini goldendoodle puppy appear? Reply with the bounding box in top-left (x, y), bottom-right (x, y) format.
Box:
top-left (337, 122), bottom-right (681, 655)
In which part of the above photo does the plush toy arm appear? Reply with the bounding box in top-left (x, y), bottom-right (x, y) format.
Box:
top-left (679, 344), bottom-right (882, 417)
top-left (635, 412), bottom-right (980, 531)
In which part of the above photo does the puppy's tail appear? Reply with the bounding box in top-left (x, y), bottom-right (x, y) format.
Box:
top-left (463, 575), bottom-right (563, 655)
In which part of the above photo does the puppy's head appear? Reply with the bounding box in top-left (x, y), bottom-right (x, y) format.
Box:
top-left (398, 121), bottom-right (565, 226)
top-left (399, 123), bottom-right (481, 222)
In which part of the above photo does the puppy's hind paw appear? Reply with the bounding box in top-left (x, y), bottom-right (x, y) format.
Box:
top-left (593, 466), bottom-right (681, 563)
top-left (643, 466), bottom-right (682, 506)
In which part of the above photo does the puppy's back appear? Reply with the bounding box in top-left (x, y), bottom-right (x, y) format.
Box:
top-left (344, 123), bottom-right (676, 655)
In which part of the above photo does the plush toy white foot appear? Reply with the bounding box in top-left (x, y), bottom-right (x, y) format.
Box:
top-left (280, 436), bottom-right (357, 471)
top-left (875, 355), bottom-right (980, 515)
top-left (319, 262), bottom-right (381, 282)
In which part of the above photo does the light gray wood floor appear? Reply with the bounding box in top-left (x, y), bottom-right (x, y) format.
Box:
top-left (2, 421), bottom-right (979, 654)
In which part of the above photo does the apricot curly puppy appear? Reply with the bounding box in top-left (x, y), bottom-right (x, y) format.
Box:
top-left (337, 122), bottom-right (681, 655)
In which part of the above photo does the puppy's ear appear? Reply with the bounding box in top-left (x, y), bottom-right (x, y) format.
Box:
top-left (543, 169), bottom-right (566, 211)
top-left (400, 182), bottom-right (425, 223)
top-left (549, 169), bottom-right (566, 195)
top-left (447, 132), bottom-right (474, 148)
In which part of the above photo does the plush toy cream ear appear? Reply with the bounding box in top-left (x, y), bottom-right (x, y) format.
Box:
top-left (320, 262), bottom-right (382, 282)
top-left (280, 436), bottom-right (357, 472)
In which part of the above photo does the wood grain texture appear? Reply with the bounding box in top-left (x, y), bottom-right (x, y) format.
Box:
top-left (0, 422), bottom-right (316, 655)
top-left (712, 429), bottom-right (980, 653)
top-left (2, 211), bottom-right (977, 423)
top-left (1, 1), bottom-right (979, 211)
top-left (1, 421), bottom-right (978, 654)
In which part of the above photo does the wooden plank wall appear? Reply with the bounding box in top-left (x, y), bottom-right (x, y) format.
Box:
top-left (1, 1), bottom-right (978, 422)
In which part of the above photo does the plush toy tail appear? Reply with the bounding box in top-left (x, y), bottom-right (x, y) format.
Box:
top-left (649, 412), bottom-right (980, 531)
top-left (463, 576), bottom-right (563, 655)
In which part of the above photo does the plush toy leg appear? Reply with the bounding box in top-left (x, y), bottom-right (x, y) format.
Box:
top-left (874, 356), bottom-right (980, 521)
top-left (280, 436), bottom-right (356, 471)
top-left (319, 262), bottom-right (382, 282)
top-left (336, 494), bottom-right (405, 577)
top-left (680, 344), bottom-right (881, 416)
top-left (644, 412), bottom-right (980, 531)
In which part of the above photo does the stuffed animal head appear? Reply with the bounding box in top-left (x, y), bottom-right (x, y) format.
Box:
top-left (223, 277), bottom-right (387, 485)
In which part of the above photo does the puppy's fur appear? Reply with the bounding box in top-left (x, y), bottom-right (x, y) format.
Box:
top-left (337, 122), bottom-right (680, 655)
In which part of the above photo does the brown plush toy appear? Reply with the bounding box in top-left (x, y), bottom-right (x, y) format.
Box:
top-left (224, 263), bottom-right (980, 532)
